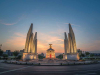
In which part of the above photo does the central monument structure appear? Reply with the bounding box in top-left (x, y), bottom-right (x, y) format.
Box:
top-left (22, 23), bottom-right (38, 61)
top-left (46, 44), bottom-right (56, 59)
top-left (63, 23), bottom-right (79, 60)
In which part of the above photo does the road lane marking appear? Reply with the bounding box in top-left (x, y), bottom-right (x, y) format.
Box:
top-left (0, 66), bottom-right (32, 74)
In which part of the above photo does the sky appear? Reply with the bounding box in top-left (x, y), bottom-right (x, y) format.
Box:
top-left (0, 0), bottom-right (100, 55)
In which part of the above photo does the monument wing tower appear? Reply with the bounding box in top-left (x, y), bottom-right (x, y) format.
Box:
top-left (63, 23), bottom-right (79, 60)
top-left (23, 23), bottom-right (38, 61)
top-left (64, 32), bottom-right (69, 54)
top-left (34, 32), bottom-right (37, 54)
top-left (69, 23), bottom-right (77, 53)
top-left (24, 24), bottom-right (33, 53)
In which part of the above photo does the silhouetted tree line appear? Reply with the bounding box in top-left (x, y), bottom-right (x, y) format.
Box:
top-left (56, 54), bottom-right (63, 59)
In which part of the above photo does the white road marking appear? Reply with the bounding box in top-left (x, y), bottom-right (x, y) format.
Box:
top-left (0, 66), bottom-right (32, 74)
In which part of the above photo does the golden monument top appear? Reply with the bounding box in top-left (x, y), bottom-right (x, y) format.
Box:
top-left (49, 44), bottom-right (52, 48)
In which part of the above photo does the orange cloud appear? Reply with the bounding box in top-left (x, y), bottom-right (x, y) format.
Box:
top-left (38, 33), bottom-right (64, 54)
top-left (3, 31), bottom-right (100, 54)
top-left (2, 33), bottom-right (26, 51)
top-left (2, 32), bottom-right (64, 54)
top-left (37, 41), bottom-right (48, 53)
top-left (37, 32), bottom-right (64, 54)
top-left (78, 40), bottom-right (100, 52)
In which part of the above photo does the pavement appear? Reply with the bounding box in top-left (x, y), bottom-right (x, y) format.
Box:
top-left (0, 62), bottom-right (100, 75)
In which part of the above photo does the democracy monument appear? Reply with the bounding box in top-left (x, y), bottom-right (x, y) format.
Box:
top-left (22, 23), bottom-right (38, 61)
top-left (22, 23), bottom-right (79, 61)
top-left (63, 23), bottom-right (79, 60)
top-left (46, 44), bottom-right (56, 59)
top-left (3, 23), bottom-right (97, 66)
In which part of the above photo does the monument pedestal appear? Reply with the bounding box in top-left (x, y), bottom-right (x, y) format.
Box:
top-left (63, 53), bottom-right (80, 60)
top-left (22, 53), bottom-right (38, 61)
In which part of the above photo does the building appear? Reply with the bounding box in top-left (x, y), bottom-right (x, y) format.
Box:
top-left (3, 50), bottom-right (13, 56)
top-left (46, 44), bottom-right (56, 59)
top-left (63, 23), bottom-right (80, 60)
top-left (19, 49), bottom-right (24, 55)
top-left (90, 53), bottom-right (100, 56)
top-left (77, 49), bottom-right (82, 56)
top-left (22, 23), bottom-right (38, 61)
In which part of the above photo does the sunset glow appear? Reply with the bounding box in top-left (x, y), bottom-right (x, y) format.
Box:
top-left (0, 0), bottom-right (100, 55)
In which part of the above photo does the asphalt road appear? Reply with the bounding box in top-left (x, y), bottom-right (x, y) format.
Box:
top-left (0, 62), bottom-right (100, 75)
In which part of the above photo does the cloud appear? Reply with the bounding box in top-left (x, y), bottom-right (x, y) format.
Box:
top-left (0, 14), bottom-right (26, 25)
top-left (2, 22), bottom-right (17, 25)
top-left (78, 40), bottom-right (100, 53)
top-left (2, 31), bottom-right (100, 54)
top-left (6, 32), bottom-right (26, 46)
top-left (50, 24), bottom-right (69, 36)
top-left (3, 32), bottom-right (64, 54)
top-left (38, 32), bottom-right (63, 43)
top-left (37, 41), bottom-right (48, 53)
top-left (14, 33), bottom-right (26, 37)
top-left (1, 32), bottom-right (26, 51)
top-left (37, 32), bottom-right (64, 54)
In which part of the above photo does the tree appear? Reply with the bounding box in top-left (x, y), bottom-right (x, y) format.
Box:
top-left (3, 54), bottom-right (8, 59)
top-left (17, 55), bottom-right (22, 59)
top-left (56, 54), bottom-right (63, 59)
top-left (80, 53), bottom-right (85, 57)
top-left (85, 52), bottom-right (90, 56)
top-left (0, 49), bottom-right (3, 56)
top-left (90, 54), bottom-right (94, 57)
top-left (13, 50), bottom-right (19, 59)
top-left (38, 55), bottom-right (45, 59)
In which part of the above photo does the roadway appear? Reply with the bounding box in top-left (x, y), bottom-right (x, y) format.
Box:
top-left (0, 62), bottom-right (100, 75)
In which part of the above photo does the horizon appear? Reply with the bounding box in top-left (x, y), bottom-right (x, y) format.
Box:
top-left (0, 0), bottom-right (100, 55)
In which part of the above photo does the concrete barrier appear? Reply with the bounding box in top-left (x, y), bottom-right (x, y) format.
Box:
top-left (40, 63), bottom-right (60, 65)
top-left (62, 63), bottom-right (69, 65)
top-left (27, 62), bottom-right (33, 65)
top-left (33, 63), bottom-right (40, 65)
top-left (79, 62), bottom-right (84, 64)
top-left (68, 62), bottom-right (74, 65)
top-left (2, 60), bottom-right (99, 65)
top-left (0, 60), bottom-right (5, 63)
top-left (78, 62), bottom-right (84, 64)
top-left (22, 62), bottom-right (26, 64)
top-left (11, 61), bottom-right (16, 64)
top-left (75, 62), bottom-right (80, 65)
top-left (12, 61), bottom-right (16, 64)
top-left (7, 61), bottom-right (11, 63)
top-left (17, 62), bottom-right (21, 64)
top-left (84, 62), bottom-right (90, 64)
